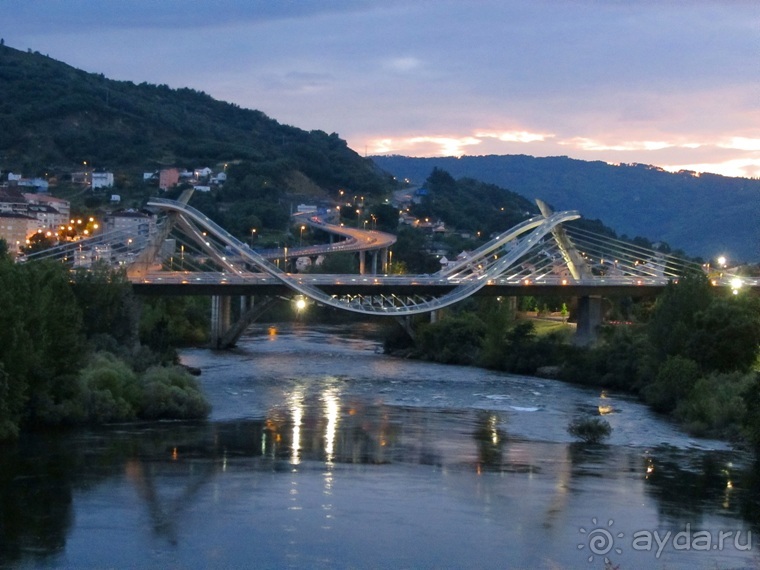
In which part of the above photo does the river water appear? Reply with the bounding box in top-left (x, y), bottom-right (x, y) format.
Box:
top-left (1, 322), bottom-right (759, 569)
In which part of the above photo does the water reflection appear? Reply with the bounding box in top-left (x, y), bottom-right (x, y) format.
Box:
top-left (1, 390), bottom-right (760, 567)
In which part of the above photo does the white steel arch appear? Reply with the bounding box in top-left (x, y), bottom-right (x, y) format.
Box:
top-left (145, 198), bottom-right (581, 315)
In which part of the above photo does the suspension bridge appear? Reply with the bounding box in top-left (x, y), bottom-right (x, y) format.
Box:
top-left (23, 193), bottom-right (756, 348)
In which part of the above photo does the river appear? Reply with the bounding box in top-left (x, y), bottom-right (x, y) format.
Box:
top-left (1, 322), bottom-right (758, 569)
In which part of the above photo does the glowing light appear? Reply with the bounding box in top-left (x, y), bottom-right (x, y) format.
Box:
top-left (323, 388), bottom-right (339, 463)
top-left (476, 129), bottom-right (554, 143)
top-left (290, 389), bottom-right (304, 465)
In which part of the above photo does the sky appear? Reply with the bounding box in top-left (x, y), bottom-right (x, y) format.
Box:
top-left (1, 0), bottom-right (759, 178)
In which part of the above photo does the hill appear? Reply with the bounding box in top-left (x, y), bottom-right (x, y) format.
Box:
top-left (0, 44), bottom-right (392, 198)
top-left (372, 155), bottom-right (760, 262)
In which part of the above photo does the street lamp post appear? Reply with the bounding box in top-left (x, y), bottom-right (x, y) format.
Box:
top-left (300, 225), bottom-right (305, 246)
top-left (250, 228), bottom-right (257, 247)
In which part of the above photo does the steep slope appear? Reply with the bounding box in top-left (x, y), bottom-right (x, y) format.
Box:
top-left (373, 155), bottom-right (760, 261)
top-left (0, 44), bottom-right (391, 196)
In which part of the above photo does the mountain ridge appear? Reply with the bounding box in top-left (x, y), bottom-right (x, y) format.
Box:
top-left (0, 43), bottom-right (391, 198)
top-left (372, 154), bottom-right (760, 261)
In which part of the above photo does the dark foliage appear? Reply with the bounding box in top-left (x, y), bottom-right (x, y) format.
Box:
top-left (0, 44), bottom-right (394, 199)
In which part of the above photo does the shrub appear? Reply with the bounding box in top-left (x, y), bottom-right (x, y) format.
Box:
top-left (675, 371), bottom-right (753, 438)
top-left (417, 313), bottom-right (486, 365)
top-left (742, 373), bottom-right (760, 451)
top-left (642, 355), bottom-right (701, 413)
top-left (78, 352), bottom-right (141, 422)
top-left (567, 417), bottom-right (612, 444)
top-left (138, 365), bottom-right (211, 420)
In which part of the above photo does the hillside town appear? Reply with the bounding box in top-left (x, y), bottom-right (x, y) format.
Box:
top-left (0, 166), bottom-right (226, 256)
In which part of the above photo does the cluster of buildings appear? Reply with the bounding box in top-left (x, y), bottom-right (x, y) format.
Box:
top-left (0, 189), bottom-right (72, 251)
top-left (145, 166), bottom-right (227, 192)
top-left (0, 164), bottom-right (227, 257)
top-left (0, 187), bottom-right (158, 259)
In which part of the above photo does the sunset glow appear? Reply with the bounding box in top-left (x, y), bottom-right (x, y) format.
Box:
top-left (0, 0), bottom-right (756, 179)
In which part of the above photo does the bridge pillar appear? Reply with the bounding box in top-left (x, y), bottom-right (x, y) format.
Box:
top-left (575, 295), bottom-right (602, 346)
top-left (371, 250), bottom-right (378, 274)
top-left (429, 310), bottom-right (438, 324)
top-left (211, 295), bottom-right (232, 349)
top-left (217, 296), bottom-right (280, 349)
top-left (380, 248), bottom-right (389, 273)
top-left (359, 250), bottom-right (366, 275)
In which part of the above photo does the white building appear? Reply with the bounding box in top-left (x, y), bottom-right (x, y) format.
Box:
top-left (23, 193), bottom-right (70, 221)
top-left (27, 203), bottom-right (66, 233)
top-left (91, 172), bottom-right (114, 189)
top-left (103, 209), bottom-right (157, 248)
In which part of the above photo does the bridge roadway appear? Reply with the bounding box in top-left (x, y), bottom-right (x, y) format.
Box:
top-left (131, 270), bottom-right (702, 298)
top-left (255, 221), bottom-right (397, 260)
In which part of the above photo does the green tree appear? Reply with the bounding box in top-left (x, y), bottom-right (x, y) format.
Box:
top-left (70, 262), bottom-right (139, 350)
top-left (25, 231), bottom-right (56, 253)
top-left (642, 355), bottom-right (701, 413)
top-left (647, 274), bottom-right (712, 361)
top-left (417, 313), bottom-right (486, 365)
top-left (686, 296), bottom-right (760, 373)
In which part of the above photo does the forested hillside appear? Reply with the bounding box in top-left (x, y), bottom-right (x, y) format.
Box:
top-left (373, 155), bottom-right (760, 262)
top-left (0, 44), bottom-right (392, 198)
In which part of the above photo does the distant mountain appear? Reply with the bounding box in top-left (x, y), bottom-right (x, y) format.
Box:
top-left (373, 155), bottom-right (760, 262)
top-left (0, 44), bottom-right (391, 197)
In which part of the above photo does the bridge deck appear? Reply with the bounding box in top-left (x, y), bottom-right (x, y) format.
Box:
top-left (130, 271), bottom-right (682, 298)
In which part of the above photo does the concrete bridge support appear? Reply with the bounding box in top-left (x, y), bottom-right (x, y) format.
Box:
top-left (575, 295), bottom-right (602, 345)
top-left (210, 295), bottom-right (232, 349)
top-left (380, 248), bottom-right (389, 273)
top-left (396, 316), bottom-right (416, 341)
top-left (211, 295), bottom-right (281, 349)
top-left (359, 251), bottom-right (366, 275)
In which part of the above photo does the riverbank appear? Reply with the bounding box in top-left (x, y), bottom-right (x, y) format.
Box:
top-left (383, 283), bottom-right (760, 450)
top-left (2, 322), bottom-right (758, 569)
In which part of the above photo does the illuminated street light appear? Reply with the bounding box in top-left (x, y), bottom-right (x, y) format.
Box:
top-left (300, 225), bottom-right (305, 246)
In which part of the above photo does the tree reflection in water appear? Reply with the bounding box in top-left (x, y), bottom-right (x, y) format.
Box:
top-left (1, 393), bottom-right (760, 567)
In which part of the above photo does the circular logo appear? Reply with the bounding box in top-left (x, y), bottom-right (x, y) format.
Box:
top-left (578, 517), bottom-right (624, 563)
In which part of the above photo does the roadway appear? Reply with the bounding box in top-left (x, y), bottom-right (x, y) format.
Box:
top-left (256, 212), bottom-right (396, 259)
top-left (130, 270), bottom-right (759, 298)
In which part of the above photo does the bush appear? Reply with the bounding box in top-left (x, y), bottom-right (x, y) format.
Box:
top-left (742, 373), bottom-right (760, 451)
top-left (642, 355), bottom-right (701, 413)
top-left (675, 371), bottom-right (753, 438)
top-left (417, 313), bottom-right (486, 365)
top-left (79, 352), bottom-right (141, 422)
top-left (139, 365), bottom-right (211, 420)
top-left (567, 417), bottom-right (612, 443)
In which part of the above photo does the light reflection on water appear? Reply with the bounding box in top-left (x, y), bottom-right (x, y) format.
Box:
top-left (2, 322), bottom-right (759, 569)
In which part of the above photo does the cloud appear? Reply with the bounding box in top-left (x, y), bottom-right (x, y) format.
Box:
top-left (370, 135), bottom-right (482, 157)
top-left (382, 57), bottom-right (424, 73)
top-left (662, 158), bottom-right (760, 179)
top-left (718, 137), bottom-right (760, 152)
top-left (560, 138), bottom-right (675, 152)
top-left (476, 130), bottom-right (555, 144)
top-left (0, 0), bottom-right (387, 32)
top-left (2, 0), bottom-right (757, 178)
